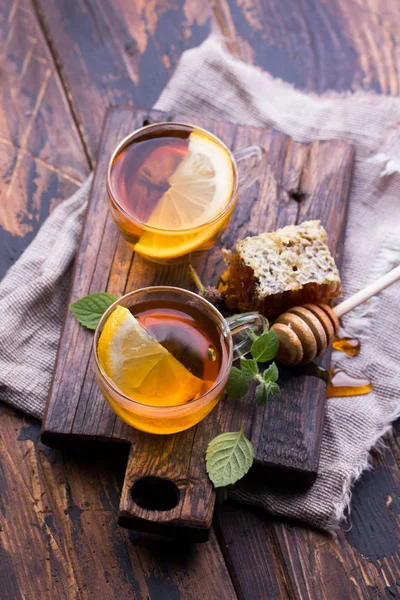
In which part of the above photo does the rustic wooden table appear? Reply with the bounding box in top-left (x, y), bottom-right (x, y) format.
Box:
top-left (1, 1), bottom-right (399, 598)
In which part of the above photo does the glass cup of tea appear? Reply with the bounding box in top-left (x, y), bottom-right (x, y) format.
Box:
top-left (107, 122), bottom-right (265, 263)
top-left (93, 287), bottom-right (265, 434)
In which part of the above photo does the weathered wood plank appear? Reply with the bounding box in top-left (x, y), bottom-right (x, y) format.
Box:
top-left (33, 0), bottom-right (213, 161)
top-left (0, 0), bottom-right (89, 278)
top-left (214, 423), bottom-right (400, 599)
top-left (212, 0), bottom-right (400, 95)
top-left (253, 138), bottom-right (353, 483)
top-left (0, 405), bottom-right (238, 599)
top-left (214, 504), bottom-right (291, 599)
top-left (215, 437), bottom-right (400, 600)
top-left (34, 0), bottom-right (400, 169)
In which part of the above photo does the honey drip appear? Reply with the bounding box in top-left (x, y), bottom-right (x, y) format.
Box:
top-left (327, 366), bottom-right (373, 398)
top-left (332, 331), bottom-right (361, 357)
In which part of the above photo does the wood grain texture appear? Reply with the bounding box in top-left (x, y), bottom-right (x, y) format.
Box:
top-left (0, 406), bottom-right (237, 600)
top-left (34, 0), bottom-right (400, 164)
top-left (33, 0), bottom-right (213, 161)
top-left (215, 434), bottom-right (400, 600)
top-left (213, 0), bottom-right (400, 95)
top-left (118, 427), bottom-right (216, 542)
top-left (1, 0), bottom-right (400, 597)
top-left (42, 106), bottom-right (353, 540)
top-left (0, 0), bottom-right (89, 278)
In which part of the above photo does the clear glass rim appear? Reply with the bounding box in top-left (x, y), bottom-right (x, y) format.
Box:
top-left (93, 286), bottom-right (233, 411)
top-left (106, 121), bottom-right (239, 234)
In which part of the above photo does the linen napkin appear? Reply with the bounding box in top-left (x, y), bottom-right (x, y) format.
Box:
top-left (1, 36), bottom-right (400, 532)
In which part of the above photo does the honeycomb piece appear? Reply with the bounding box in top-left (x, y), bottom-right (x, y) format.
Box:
top-left (219, 220), bottom-right (342, 316)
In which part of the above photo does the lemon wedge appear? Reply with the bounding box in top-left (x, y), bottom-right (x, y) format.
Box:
top-left (134, 132), bottom-right (234, 260)
top-left (146, 132), bottom-right (234, 230)
top-left (97, 306), bottom-right (203, 406)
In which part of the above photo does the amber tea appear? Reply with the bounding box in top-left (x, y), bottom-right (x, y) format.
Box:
top-left (107, 122), bottom-right (265, 263)
top-left (96, 293), bottom-right (229, 433)
top-left (133, 300), bottom-right (225, 392)
top-left (94, 287), bottom-right (265, 434)
top-left (108, 123), bottom-right (235, 262)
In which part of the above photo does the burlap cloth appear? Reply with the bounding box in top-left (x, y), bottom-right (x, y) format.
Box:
top-left (1, 37), bottom-right (399, 532)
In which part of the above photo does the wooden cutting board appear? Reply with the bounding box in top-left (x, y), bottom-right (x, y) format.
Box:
top-left (42, 107), bottom-right (354, 542)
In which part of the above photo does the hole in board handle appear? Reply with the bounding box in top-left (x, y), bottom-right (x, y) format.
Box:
top-left (131, 477), bottom-right (180, 511)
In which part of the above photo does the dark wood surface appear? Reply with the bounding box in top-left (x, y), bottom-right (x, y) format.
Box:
top-left (1, 0), bottom-right (399, 598)
top-left (42, 106), bottom-right (353, 536)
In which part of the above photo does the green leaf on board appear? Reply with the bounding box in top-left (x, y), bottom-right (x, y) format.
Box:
top-left (206, 427), bottom-right (254, 488)
top-left (255, 383), bottom-right (268, 406)
top-left (226, 367), bottom-right (248, 400)
top-left (240, 358), bottom-right (259, 382)
top-left (263, 361), bottom-right (279, 383)
top-left (268, 382), bottom-right (281, 396)
top-left (255, 379), bottom-right (281, 406)
top-left (206, 315), bottom-right (282, 488)
top-left (251, 330), bottom-right (280, 362)
top-left (70, 292), bottom-right (118, 330)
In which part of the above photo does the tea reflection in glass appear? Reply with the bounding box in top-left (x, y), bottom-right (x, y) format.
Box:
top-left (93, 287), bottom-right (265, 434)
top-left (107, 122), bottom-right (265, 263)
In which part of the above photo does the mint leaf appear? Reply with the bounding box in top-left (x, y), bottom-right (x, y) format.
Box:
top-left (255, 383), bottom-right (268, 405)
top-left (255, 380), bottom-right (281, 405)
top-left (226, 367), bottom-right (248, 400)
top-left (70, 292), bottom-right (117, 330)
top-left (206, 428), bottom-right (254, 487)
top-left (240, 358), bottom-right (259, 382)
top-left (251, 330), bottom-right (279, 362)
top-left (269, 382), bottom-right (281, 396)
top-left (263, 362), bottom-right (279, 383)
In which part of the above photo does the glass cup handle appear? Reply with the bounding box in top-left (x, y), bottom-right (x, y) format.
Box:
top-left (233, 145), bottom-right (266, 190)
top-left (226, 312), bottom-right (267, 359)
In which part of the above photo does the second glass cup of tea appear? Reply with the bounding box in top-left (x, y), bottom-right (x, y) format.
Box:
top-left (93, 287), bottom-right (265, 434)
top-left (107, 122), bottom-right (265, 263)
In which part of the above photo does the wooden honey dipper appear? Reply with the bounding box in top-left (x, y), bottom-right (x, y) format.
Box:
top-left (271, 264), bottom-right (400, 365)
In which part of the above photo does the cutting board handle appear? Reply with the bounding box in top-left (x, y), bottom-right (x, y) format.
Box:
top-left (118, 436), bottom-right (215, 543)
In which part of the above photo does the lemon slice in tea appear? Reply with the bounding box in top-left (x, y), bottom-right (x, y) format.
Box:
top-left (147, 132), bottom-right (234, 230)
top-left (97, 306), bottom-right (203, 406)
top-left (134, 132), bottom-right (234, 259)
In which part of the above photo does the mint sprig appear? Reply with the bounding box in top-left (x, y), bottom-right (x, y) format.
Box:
top-left (240, 357), bottom-right (258, 381)
top-left (206, 325), bottom-right (281, 488)
top-left (225, 367), bottom-right (248, 400)
top-left (226, 329), bottom-right (280, 403)
top-left (70, 292), bottom-right (117, 330)
top-left (250, 330), bottom-right (280, 362)
top-left (255, 363), bottom-right (280, 405)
